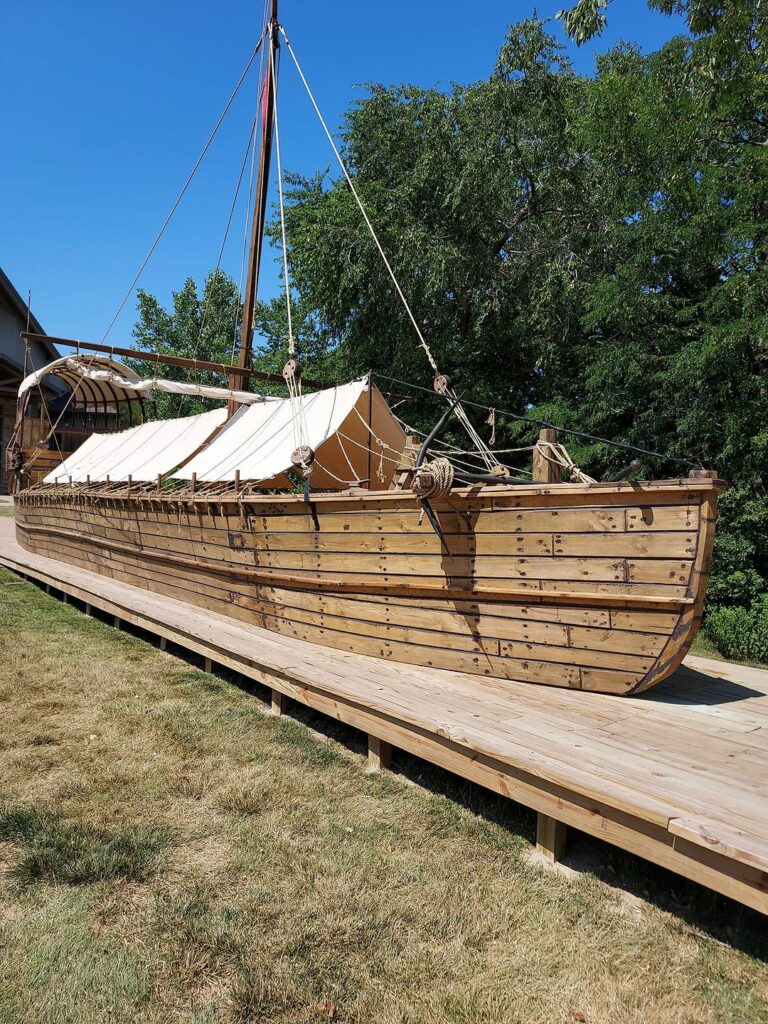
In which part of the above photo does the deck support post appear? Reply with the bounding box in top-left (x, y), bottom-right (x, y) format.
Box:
top-left (367, 735), bottom-right (392, 772)
top-left (113, 614), bottom-right (121, 628)
top-left (84, 603), bottom-right (91, 615)
top-left (536, 812), bottom-right (567, 863)
top-left (271, 689), bottom-right (289, 716)
top-left (203, 657), bottom-right (212, 673)
top-left (159, 636), bottom-right (167, 651)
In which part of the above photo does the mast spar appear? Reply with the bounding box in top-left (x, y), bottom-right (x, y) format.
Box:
top-left (232, 0), bottom-right (280, 408)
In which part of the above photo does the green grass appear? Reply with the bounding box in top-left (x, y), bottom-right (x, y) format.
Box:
top-left (0, 566), bottom-right (766, 1024)
top-left (0, 805), bottom-right (171, 884)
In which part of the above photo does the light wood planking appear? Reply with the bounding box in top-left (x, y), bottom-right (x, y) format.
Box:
top-left (1, 515), bottom-right (765, 915)
top-left (14, 477), bottom-right (722, 694)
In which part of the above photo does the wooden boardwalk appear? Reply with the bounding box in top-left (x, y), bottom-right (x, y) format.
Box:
top-left (1, 515), bottom-right (766, 914)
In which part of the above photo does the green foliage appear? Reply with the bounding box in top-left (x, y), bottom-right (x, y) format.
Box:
top-left (704, 596), bottom-right (768, 663)
top-left (131, 12), bottom-right (767, 660)
top-left (130, 269), bottom-right (243, 418)
top-left (0, 805), bottom-right (171, 884)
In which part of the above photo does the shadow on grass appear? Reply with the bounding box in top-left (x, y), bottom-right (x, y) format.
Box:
top-left (0, 805), bottom-right (172, 885)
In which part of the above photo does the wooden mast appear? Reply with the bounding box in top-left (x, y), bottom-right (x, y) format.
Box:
top-left (230, 0), bottom-right (280, 413)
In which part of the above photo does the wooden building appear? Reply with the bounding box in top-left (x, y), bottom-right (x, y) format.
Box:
top-left (0, 267), bottom-right (64, 493)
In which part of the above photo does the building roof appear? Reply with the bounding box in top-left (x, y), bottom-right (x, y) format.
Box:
top-left (0, 265), bottom-right (59, 361)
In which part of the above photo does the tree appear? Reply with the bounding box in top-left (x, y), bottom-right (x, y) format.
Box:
top-left (130, 270), bottom-right (243, 418)
top-left (131, 17), bottom-right (768, 657)
top-left (279, 20), bottom-right (593, 433)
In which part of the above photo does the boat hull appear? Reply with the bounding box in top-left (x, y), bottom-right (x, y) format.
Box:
top-left (14, 478), bottom-right (722, 694)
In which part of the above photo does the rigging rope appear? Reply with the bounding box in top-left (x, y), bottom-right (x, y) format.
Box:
top-left (280, 24), bottom-right (501, 471)
top-left (269, 36), bottom-right (309, 458)
top-left (375, 372), bottom-right (700, 468)
top-left (412, 458), bottom-right (454, 501)
top-left (279, 26), bottom-right (500, 472)
top-left (232, 44), bottom-right (264, 364)
top-left (100, 31), bottom-right (267, 346)
top-left (279, 26), bottom-right (438, 375)
top-left (272, 47), bottom-right (294, 352)
top-left (195, 107), bottom-right (260, 364)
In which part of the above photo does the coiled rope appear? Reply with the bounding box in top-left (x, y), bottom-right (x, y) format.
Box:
top-left (412, 458), bottom-right (455, 500)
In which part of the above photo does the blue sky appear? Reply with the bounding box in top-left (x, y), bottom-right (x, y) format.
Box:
top-left (1, 1), bottom-right (685, 347)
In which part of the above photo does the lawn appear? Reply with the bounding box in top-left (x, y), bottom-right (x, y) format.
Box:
top-left (0, 567), bottom-right (766, 1024)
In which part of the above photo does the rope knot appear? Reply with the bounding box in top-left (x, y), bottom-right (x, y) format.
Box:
top-left (412, 457), bottom-right (454, 500)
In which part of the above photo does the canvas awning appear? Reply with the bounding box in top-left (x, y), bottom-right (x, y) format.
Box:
top-left (172, 377), bottom-right (406, 487)
top-left (19, 355), bottom-right (265, 406)
top-left (43, 408), bottom-right (227, 484)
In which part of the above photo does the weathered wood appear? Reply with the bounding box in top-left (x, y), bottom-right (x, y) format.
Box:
top-left (536, 813), bottom-right (567, 863)
top-left (532, 428), bottom-right (562, 485)
top-left (367, 735), bottom-right (392, 772)
top-left (13, 477), bottom-right (723, 694)
top-left (271, 688), bottom-right (289, 716)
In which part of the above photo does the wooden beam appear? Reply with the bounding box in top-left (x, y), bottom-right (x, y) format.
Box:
top-left (532, 428), bottom-right (562, 484)
top-left (271, 688), bottom-right (289, 716)
top-left (536, 813), bottom-right (567, 863)
top-left (367, 735), bottom-right (392, 772)
top-left (21, 333), bottom-right (325, 391)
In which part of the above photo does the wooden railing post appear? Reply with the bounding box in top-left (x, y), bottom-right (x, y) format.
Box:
top-left (532, 428), bottom-right (561, 484)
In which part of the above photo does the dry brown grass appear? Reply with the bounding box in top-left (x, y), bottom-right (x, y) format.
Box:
top-left (0, 566), bottom-right (766, 1024)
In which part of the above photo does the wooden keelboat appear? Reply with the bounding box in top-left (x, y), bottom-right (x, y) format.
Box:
top-left (6, 2), bottom-right (725, 695)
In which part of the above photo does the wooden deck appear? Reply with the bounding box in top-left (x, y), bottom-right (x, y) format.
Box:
top-left (1, 515), bottom-right (766, 914)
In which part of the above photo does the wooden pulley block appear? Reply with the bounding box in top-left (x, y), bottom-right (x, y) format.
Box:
top-left (433, 373), bottom-right (451, 394)
top-left (282, 357), bottom-right (302, 381)
top-left (291, 444), bottom-right (315, 473)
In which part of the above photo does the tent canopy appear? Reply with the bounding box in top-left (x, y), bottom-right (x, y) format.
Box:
top-left (41, 378), bottom-right (406, 489)
top-left (43, 409), bottom-right (227, 484)
top-left (171, 377), bottom-right (406, 488)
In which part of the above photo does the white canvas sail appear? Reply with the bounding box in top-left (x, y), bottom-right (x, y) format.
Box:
top-left (43, 408), bottom-right (227, 484)
top-left (172, 378), bottom-right (406, 487)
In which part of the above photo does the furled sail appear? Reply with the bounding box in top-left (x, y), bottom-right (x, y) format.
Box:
top-left (172, 377), bottom-right (406, 487)
top-left (19, 356), bottom-right (266, 406)
top-left (43, 409), bottom-right (228, 484)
